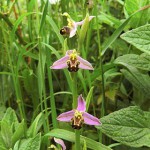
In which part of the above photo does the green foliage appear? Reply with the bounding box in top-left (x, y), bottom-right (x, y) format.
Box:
top-left (0, 108), bottom-right (26, 149)
top-left (121, 24), bottom-right (150, 54)
top-left (124, 0), bottom-right (150, 28)
top-left (114, 53), bottom-right (150, 71)
top-left (13, 133), bottom-right (41, 150)
top-left (45, 129), bottom-right (112, 150)
top-left (97, 106), bottom-right (150, 147)
top-left (1, 0), bottom-right (150, 149)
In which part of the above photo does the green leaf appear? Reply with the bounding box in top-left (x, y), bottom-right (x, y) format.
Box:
top-left (96, 106), bottom-right (150, 147)
top-left (39, 0), bottom-right (48, 34)
top-left (27, 113), bottom-right (43, 137)
top-left (45, 129), bottom-right (112, 150)
top-left (114, 53), bottom-right (150, 71)
top-left (24, 134), bottom-right (41, 150)
top-left (124, 0), bottom-right (150, 28)
top-left (46, 15), bottom-right (64, 46)
top-left (101, 4), bottom-right (150, 56)
top-left (0, 132), bottom-right (7, 150)
top-left (12, 120), bottom-right (25, 146)
top-left (121, 24), bottom-right (150, 54)
top-left (1, 120), bottom-right (12, 148)
top-left (2, 107), bottom-right (19, 129)
top-left (86, 86), bottom-right (94, 111)
top-left (13, 134), bottom-right (41, 150)
top-left (78, 14), bottom-right (90, 49)
top-left (120, 64), bottom-right (150, 99)
top-left (120, 65), bottom-right (150, 110)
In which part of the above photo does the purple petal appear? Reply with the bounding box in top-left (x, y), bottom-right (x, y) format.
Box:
top-left (69, 24), bottom-right (77, 38)
top-left (76, 16), bottom-right (95, 26)
top-left (54, 137), bottom-right (66, 150)
top-left (77, 56), bottom-right (94, 70)
top-left (77, 94), bottom-right (86, 112)
top-left (57, 110), bottom-right (74, 122)
top-left (50, 55), bottom-right (69, 69)
top-left (83, 112), bottom-right (101, 125)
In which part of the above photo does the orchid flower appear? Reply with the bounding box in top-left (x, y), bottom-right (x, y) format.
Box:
top-left (60, 12), bottom-right (95, 38)
top-left (50, 50), bottom-right (94, 72)
top-left (57, 95), bottom-right (101, 129)
top-left (49, 137), bottom-right (66, 150)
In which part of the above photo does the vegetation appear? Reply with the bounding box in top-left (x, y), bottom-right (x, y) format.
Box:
top-left (0, 0), bottom-right (150, 149)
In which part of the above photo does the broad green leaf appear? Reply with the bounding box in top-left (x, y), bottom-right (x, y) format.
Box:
top-left (13, 134), bottom-right (41, 150)
top-left (96, 106), bottom-right (150, 147)
top-left (1, 120), bottom-right (12, 148)
top-left (120, 64), bottom-right (150, 99)
top-left (24, 134), bottom-right (41, 150)
top-left (121, 24), bottom-right (150, 54)
top-left (0, 133), bottom-right (7, 150)
top-left (124, 0), bottom-right (150, 28)
top-left (2, 108), bottom-right (19, 129)
top-left (12, 120), bottom-right (25, 146)
top-left (121, 66), bottom-right (150, 110)
top-left (45, 129), bottom-right (112, 150)
top-left (98, 12), bottom-right (121, 29)
top-left (114, 53), bottom-right (150, 71)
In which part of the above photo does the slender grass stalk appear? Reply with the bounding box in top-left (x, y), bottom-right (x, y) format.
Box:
top-left (48, 64), bottom-right (58, 128)
top-left (95, 1), bottom-right (106, 143)
top-left (95, 3), bottom-right (106, 117)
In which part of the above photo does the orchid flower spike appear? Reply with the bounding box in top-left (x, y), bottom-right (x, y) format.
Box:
top-left (60, 12), bottom-right (95, 38)
top-left (50, 50), bottom-right (94, 72)
top-left (57, 95), bottom-right (101, 129)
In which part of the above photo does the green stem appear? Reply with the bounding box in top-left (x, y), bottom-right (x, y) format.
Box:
top-left (75, 130), bottom-right (80, 150)
top-left (71, 73), bottom-right (80, 149)
top-left (72, 73), bottom-right (78, 109)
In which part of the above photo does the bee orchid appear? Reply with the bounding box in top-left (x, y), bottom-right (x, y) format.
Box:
top-left (60, 12), bottom-right (95, 38)
top-left (50, 50), bottom-right (94, 72)
top-left (57, 95), bottom-right (101, 129)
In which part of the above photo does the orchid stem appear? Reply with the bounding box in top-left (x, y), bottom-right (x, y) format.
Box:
top-left (75, 130), bottom-right (80, 150)
top-left (71, 73), bottom-right (80, 149)
top-left (72, 73), bottom-right (78, 109)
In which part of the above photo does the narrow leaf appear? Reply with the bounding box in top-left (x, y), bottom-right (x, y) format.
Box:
top-left (45, 129), bottom-right (112, 150)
